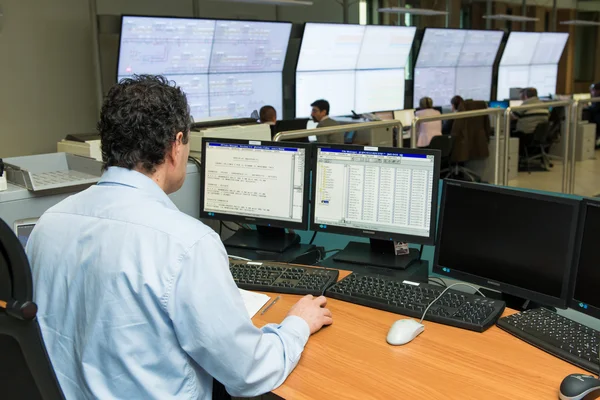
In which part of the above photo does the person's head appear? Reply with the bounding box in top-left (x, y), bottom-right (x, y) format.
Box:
top-left (419, 97), bottom-right (434, 110)
top-left (450, 95), bottom-right (464, 112)
top-left (259, 105), bottom-right (277, 125)
top-left (590, 83), bottom-right (600, 97)
top-left (98, 75), bottom-right (191, 195)
top-left (311, 100), bottom-right (330, 123)
top-left (521, 87), bottom-right (538, 100)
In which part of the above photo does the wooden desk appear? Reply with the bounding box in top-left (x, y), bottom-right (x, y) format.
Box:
top-left (252, 270), bottom-right (586, 400)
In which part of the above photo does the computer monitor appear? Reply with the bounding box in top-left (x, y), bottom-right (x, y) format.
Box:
top-left (118, 16), bottom-right (216, 76)
top-left (416, 28), bottom-right (466, 68)
top-left (393, 109), bottom-right (415, 127)
top-left (413, 67), bottom-right (456, 108)
top-left (311, 145), bottom-right (441, 270)
top-left (434, 181), bottom-right (580, 309)
top-left (374, 111), bottom-right (394, 121)
top-left (497, 66), bottom-right (529, 101)
top-left (455, 66), bottom-right (493, 101)
top-left (275, 119), bottom-right (310, 134)
top-left (530, 32), bottom-right (569, 66)
top-left (509, 100), bottom-right (523, 107)
top-left (488, 101), bottom-right (509, 109)
top-left (573, 93), bottom-right (592, 101)
top-left (295, 70), bottom-right (356, 118)
top-left (200, 138), bottom-right (310, 252)
top-left (570, 199), bottom-right (600, 318)
top-left (117, 16), bottom-right (289, 120)
top-left (13, 219), bottom-right (38, 248)
top-left (297, 23), bottom-right (365, 72)
top-left (457, 30), bottom-right (504, 67)
top-left (209, 20), bottom-right (291, 73)
top-left (499, 32), bottom-right (540, 67)
top-left (354, 69), bottom-right (405, 113)
top-left (161, 74), bottom-right (210, 120)
top-left (356, 26), bottom-right (416, 70)
top-left (208, 72), bottom-right (283, 118)
top-left (529, 64), bottom-right (559, 98)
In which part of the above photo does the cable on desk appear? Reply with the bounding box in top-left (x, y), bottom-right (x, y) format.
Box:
top-left (428, 277), bottom-right (447, 288)
top-left (418, 245), bottom-right (424, 261)
top-left (309, 231), bottom-right (318, 244)
top-left (229, 255), bottom-right (252, 261)
top-left (323, 249), bottom-right (344, 255)
top-left (419, 283), bottom-right (486, 324)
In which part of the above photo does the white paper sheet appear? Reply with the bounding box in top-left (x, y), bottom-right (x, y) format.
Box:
top-left (239, 289), bottom-right (271, 318)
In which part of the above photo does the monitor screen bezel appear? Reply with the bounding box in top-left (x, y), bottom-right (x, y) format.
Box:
top-left (309, 144), bottom-right (441, 245)
top-left (568, 198), bottom-right (600, 319)
top-left (433, 180), bottom-right (580, 309)
top-left (199, 138), bottom-right (311, 230)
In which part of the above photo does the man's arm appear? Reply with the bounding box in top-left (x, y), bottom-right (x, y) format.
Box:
top-left (166, 232), bottom-right (320, 397)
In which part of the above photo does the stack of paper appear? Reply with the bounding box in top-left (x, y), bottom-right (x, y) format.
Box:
top-left (239, 289), bottom-right (270, 318)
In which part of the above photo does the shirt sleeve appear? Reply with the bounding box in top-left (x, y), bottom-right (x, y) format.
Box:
top-left (166, 232), bottom-right (310, 397)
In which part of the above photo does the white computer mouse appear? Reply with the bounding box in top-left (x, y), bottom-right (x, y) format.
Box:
top-left (386, 319), bottom-right (425, 345)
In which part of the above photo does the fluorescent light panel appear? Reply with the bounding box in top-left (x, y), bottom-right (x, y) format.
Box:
top-left (560, 20), bottom-right (600, 26)
top-left (483, 14), bottom-right (539, 22)
top-left (379, 7), bottom-right (448, 16)
top-left (210, 0), bottom-right (313, 5)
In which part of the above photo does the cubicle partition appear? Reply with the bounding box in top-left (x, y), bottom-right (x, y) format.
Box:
top-left (569, 97), bottom-right (600, 195)
top-left (501, 100), bottom-right (571, 192)
top-left (410, 109), bottom-right (504, 184)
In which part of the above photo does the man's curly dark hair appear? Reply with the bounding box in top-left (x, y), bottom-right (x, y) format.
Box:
top-left (98, 75), bottom-right (191, 173)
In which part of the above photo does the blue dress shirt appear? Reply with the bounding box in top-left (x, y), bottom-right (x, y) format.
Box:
top-left (26, 167), bottom-right (310, 399)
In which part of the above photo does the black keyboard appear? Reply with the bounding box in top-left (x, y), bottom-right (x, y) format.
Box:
top-left (325, 273), bottom-right (505, 332)
top-left (229, 261), bottom-right (339, 296)
top-left (497, 308), bottom-right (600, 373)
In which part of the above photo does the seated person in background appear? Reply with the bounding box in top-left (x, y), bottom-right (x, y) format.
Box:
top-left (259, 105), bottom-right (277, 125)
top-left (511, 87), bottom-right (549, 135)
top-left (442, 95), bottom-right (464, 135)
top-left (311, 99), bottom-right (343, 143)
top-left (415, 96), bottom-right (442, 147)
top-left (586, 82), bottom-right (600, 146)
top-left (26, 75), bottom-right (333, 400)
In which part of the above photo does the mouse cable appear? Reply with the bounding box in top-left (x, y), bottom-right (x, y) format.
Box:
top-left (419, 283), bottom-right (486, 324)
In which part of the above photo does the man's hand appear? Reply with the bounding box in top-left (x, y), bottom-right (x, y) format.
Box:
top-left (287, 295), bottom-right (333, 335)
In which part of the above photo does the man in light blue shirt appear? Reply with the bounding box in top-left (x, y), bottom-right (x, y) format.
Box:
top-left (26, 75), bottom-right (333, 399)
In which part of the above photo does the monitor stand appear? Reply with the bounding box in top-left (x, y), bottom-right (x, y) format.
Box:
top-left (478, 288), bottom-right (556, 312)
top-left (333, 240), bottom-right (420, 270)
top-left (223, 225), bottom-right (300, 253)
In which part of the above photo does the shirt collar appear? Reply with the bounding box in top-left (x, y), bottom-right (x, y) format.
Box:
top-left (97, 167), bottom-right (178, 211)
top-left (321, 115), bottom-right (330, 122)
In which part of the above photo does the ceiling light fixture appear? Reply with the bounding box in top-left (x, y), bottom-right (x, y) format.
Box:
top-left (379, 7), bottom-right (448, 16)
top-left (482, 14), bottom-right (539, 22)
top-left (560, 20), bottom-right (600, 26)
top-left (210, 0), bottom-right (313, 5)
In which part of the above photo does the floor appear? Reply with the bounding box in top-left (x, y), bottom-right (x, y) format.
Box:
top-left (508, 150), bottom-right (600, 197)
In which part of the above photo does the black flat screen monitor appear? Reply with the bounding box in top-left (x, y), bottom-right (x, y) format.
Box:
top-left (434, 180), bottom-right (580, 309)
top-left (570, 199), bottom-right (600, 319)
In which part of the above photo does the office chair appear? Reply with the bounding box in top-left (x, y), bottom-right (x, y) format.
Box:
top-left (427, 135), bottom-right (454, 176)
top-left (447, 100), bottom-right (491, 182)
top-left (0, 218), bottom-right (65, 400)
top-left (522, 121), bottom-right (558, 173)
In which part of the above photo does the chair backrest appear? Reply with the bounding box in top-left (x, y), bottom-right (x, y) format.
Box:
top-left (0, 218), bottom-right (65, 400)
top-left (427, 135), bottom-right (453, 158)
top-left (532, 121), bottom-right (551, 143)
top-left (450, 100), bottom-right (491, 162)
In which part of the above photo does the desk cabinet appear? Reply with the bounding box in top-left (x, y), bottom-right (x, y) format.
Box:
top-left (551, 122), bottom-right (596, 161)
top-left (467, 137), bottom-right (519, 183)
